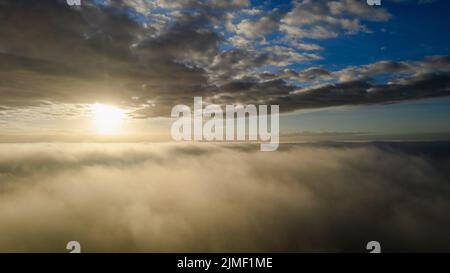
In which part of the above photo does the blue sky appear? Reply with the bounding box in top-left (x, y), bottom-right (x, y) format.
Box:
top-left (317, 0), bottom-right (450, 68)
top-left (289, 0), bottom-right (450, 135)
top-left (282, 97), bottom-right (450, 134)
top-left (243, 0), bottom-right (450, 135)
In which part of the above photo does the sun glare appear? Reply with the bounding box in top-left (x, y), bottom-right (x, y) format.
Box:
top-left (91, 103), bottom-right (125, 135)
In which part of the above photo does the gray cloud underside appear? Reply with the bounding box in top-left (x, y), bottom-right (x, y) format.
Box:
top-left (0, 0), bottom-right (449, 117)
top-left (0, 142), bottom-right (449, 252)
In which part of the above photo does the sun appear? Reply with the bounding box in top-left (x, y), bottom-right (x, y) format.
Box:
top-left (91, 103), bottom-right (125, 135)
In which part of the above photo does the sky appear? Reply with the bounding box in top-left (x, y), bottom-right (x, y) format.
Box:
top-left (1, 1), bottom-right (450, 253)
top-left (0, 0), bottom-right (449, 141)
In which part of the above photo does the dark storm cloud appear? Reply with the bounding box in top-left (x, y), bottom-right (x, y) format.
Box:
top-left (0, 0), bottom-right (449, 117)
top-left (0, 142), bottom-right (450, 252)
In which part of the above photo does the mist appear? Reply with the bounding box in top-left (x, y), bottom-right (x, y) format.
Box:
top-left (0, 142), bottom-right (449, 252)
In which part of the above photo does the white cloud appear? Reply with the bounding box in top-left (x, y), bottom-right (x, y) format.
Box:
top-left (281, 0), bottom-right (391, 39)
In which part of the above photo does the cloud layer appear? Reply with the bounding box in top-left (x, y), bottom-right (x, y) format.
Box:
top-left (0, 0), bottom-right (449, 118)
top-left (0, 142), bottom-right (449, 252)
